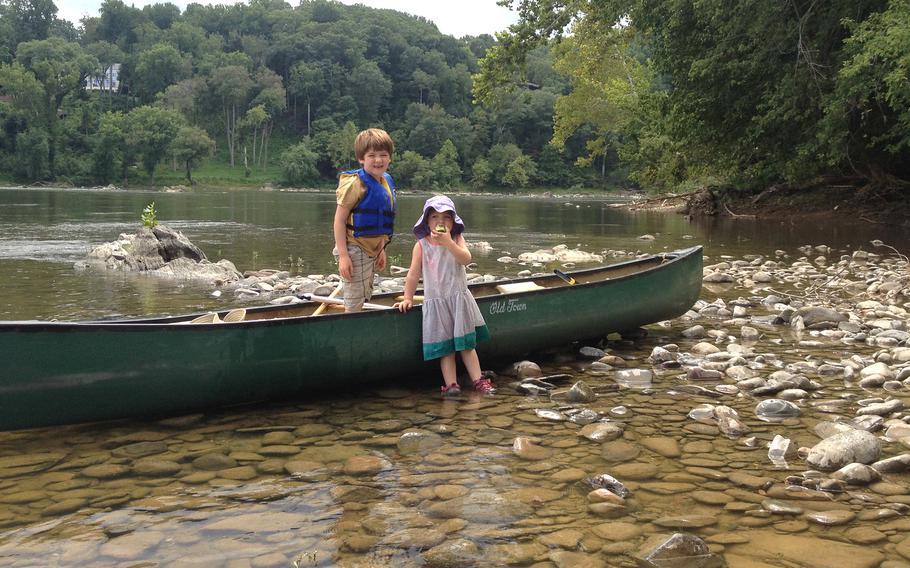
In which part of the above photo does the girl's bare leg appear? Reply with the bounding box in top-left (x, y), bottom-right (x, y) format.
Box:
top-left (459, 349), bottom-right (482, 382)
top-left (440, 353), bottom-right (458, 386)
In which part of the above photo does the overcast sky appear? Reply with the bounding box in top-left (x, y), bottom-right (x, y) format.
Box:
top-left (57, 0), bottom-right (520, 38)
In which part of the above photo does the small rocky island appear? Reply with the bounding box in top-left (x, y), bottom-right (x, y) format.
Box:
top-left (75, 225), bottom-right (242, 285)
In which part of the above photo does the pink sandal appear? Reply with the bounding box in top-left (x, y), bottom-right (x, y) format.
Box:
top-left (471, 377), bottom-right (495, 394)
top-left (441, 383), bottom-right (462, 397)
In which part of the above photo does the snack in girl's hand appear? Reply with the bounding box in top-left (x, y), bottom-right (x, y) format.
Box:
top-left (435, 224), bottom-right (447, 233)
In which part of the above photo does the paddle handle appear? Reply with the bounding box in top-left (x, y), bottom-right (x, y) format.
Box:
top-left (312, 281), bottom-right (343, 316)
top-left (306, 294), bottom-right (389, 310)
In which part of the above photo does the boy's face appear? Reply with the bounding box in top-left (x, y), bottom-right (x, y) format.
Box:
top-left (359, 149), bottom-right (390, 181)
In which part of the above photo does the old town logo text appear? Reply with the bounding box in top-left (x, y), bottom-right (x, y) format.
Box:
top-left (489, 299), bottom-right (527, 314)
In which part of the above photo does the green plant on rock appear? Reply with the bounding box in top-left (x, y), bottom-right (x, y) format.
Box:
top-left (141, 202), bottom-right (158, 228)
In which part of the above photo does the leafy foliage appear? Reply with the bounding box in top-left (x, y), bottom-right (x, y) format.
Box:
top-left (141, 201), bottom-right (158, 228)
top-left (482, 0), bottom-right (910, 191)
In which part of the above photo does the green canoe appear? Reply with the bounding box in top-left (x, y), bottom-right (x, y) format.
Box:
top-left (0, 246), bottom-right (703, 430)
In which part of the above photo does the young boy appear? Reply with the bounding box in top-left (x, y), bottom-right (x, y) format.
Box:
top-left (332, 128), bottom-right (396, 312)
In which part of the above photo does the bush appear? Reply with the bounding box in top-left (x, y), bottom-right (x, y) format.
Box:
top-left (15, 128), bottom-right (49, 180)
top-left (280, 139), bottom-right (319, 186)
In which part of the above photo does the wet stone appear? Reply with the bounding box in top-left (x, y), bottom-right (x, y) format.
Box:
top-left (261, 431), bottom-right (295, 445)
top-left (41, 498), bottom-right (87, 517)
top-left (192, 453), bottom-right (237, 471)
top-left (640, 436), bottom-right (681, 458)
top-left (578, 423), bottom-right (623, 442)
top-left (691, 491), bottom-right (734, 506)
top-left (112, 441), bottom-right (169, 458)
top-left (343, 455), bottom-right (392, 476)
top-left (423, 538), bottom-right (480, 567)
top-left (133, 458), bottom-right (182, 477)
top-left (81, 464), bottom-right (131, 479)
top-left (845, 525), bottom-right (888, 544)
top-left (398, 430), bottom-right (443, 455)
top-left (601, 440), bottom-right (641, 463)
top-left (591, 521), bottom-right (642, 541)
top-left (806, 509), bottom-right (856, 525)
top-left (258, 445), bottom-right (301, 457)
top-left (611, 462), bottom-right (659, 481)
top-left (512, 437), bottom-right (553, 460)
top-left (761, 499), bottom-right (802, 515)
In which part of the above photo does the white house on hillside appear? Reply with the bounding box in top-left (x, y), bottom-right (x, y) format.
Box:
top-left (85, 64), bottom-right (121, 92)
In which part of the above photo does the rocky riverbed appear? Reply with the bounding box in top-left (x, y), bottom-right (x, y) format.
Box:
top-left (1, 242), bottom-right (909, 567)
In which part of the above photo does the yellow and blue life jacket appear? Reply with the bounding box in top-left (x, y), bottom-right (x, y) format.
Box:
top-left (345, 168), bottom-right (396, 238)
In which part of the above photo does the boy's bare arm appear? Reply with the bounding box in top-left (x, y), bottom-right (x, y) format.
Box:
top-left (333, 205), bottom-right (353, 279)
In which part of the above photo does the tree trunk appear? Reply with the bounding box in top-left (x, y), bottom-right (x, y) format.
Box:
top-left (251, 124), bottom-right (259, 167)
top-left (225, 104), bottom-right (234, 167)
top-left (185, 160), bottom-right (192, 183)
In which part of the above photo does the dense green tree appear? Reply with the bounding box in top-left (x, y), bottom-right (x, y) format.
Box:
top-left (15, 127), bottom-right (49, 178)
top-left (470, 157), bottom-right (491, 188)
top-left (280, 138), bottom-right (319, 186)
top-left (486, 143), bottom-right (523, 185)
top-left (289, 61), bottom-right (329, 134)
top-left (0, 62), bottom-right (44, 122)
top-left (171, 125), bottom-right (215, 183)
top-left (15, 37), bottom-right (96, 176)
top-left (2, 0), bottom-right (58, 49)
top-left (209, 64), bottom-right (254, 166)
top-left (503, 154), bottom-right (537, 188)
top-left (142, 2), bottom-right (180, 29)
top-left (324, 121), bottom-right (360, 172)
top-left (123, 105), bottom-right (184, 184)
top-left (91, 111), bottom-right (124, 183)
top-left (390, 149), bottom-right (424, 187)
top-left (822, 0), bottom-right (910, 182)
top-left (158, 77), bottom-right (206, 124)
top-left (429, 139), bottom-right (462, 189)
top-left (249, 67), bottom-right (286, 166)
top-left (133, 43), bottom-right (191, 102)
top-left (94, 0), bottom-right (143, 48)
top-left (348, 60), bottom-right (391, 125)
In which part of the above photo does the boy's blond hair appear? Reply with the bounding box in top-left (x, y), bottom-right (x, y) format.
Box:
top-left (354, 128), bottom-right (394, 160)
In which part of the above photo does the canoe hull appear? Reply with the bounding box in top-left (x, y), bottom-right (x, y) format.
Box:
top-left (0, 247), bottom-right (702, 430)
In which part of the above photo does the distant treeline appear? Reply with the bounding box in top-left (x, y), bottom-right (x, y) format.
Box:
top-left (0, 0), bottom-right (608, 189)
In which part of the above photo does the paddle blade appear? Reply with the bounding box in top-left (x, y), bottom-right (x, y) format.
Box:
top-left (553, 269), bottom-right (576, 285)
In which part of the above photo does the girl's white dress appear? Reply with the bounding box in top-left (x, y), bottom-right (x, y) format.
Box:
top-left (419, 237), bottom-right (490, 360)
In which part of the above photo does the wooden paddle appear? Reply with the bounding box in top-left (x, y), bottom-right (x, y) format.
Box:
top-left (305, 294), bottom-right (390, 310)
top-left (312, 281), bottom-right (343, 316)
top-left (553, 269), bottom-right (576, 285)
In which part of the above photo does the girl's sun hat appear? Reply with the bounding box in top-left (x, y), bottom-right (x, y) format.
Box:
top-left (413, 195), bottom-right (465, 239)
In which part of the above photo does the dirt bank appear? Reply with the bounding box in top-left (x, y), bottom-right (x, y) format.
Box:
top-left (626, 180), bottom-right (910, 227)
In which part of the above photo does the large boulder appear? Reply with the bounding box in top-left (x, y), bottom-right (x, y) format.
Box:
top-left (806, 430), bottom-right (881, 471)
top-left (80, 225), bottom-right (241, 284)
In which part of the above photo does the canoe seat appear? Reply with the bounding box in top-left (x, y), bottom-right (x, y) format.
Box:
top-left (496, 282), bottom-right (545, 294)
top-left (223, 308), bottom-right (246, 323)
top-left (189, 312), bottom-right (221, 324)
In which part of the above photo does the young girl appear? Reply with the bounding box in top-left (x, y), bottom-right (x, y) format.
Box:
top-left (394, 196), bottom-right (493, 396)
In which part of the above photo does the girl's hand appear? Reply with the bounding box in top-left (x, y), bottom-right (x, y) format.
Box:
top-left (394, 298), bottom-right (412, 312)
top-left (430, 227), bottom-right (454, 245)
top-left (375, 249), bottom-right (387, 272)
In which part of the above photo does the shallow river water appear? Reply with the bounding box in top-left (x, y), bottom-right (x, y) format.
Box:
top-left (1, 187), bottom-right (910, 567)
